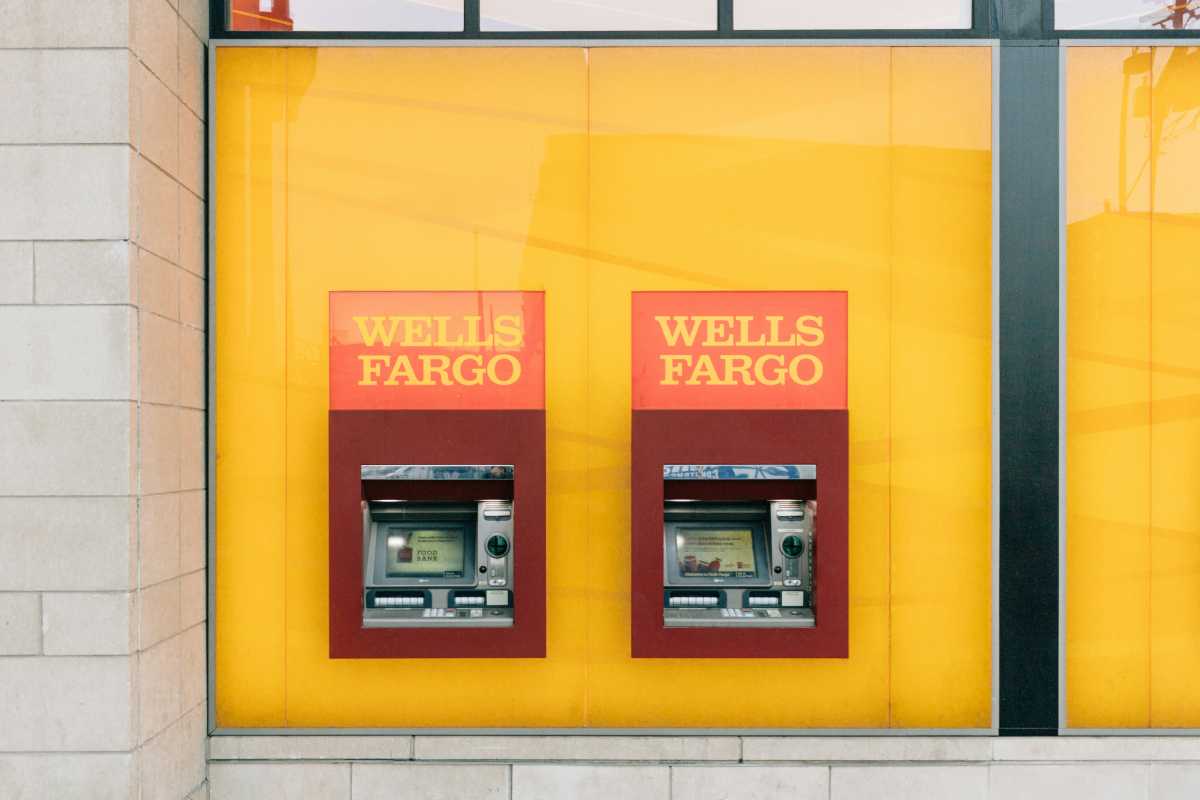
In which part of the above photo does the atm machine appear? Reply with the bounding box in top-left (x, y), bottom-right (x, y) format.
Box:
top-left (662, 494), bottom-right (815, 628)
top-left (359, 465), bottom-right (515, 628)
top-left (327, 290), bottom-right (546, 659)
top-left (628, 291), bottom-right (848, 658)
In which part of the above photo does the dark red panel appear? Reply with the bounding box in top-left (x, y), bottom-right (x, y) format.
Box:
top-left (329, 410), bottom-right (545, 659)
top-left (663, 479), bottom-right (816, 502)
top-left (631, 409), bottom-right (849, 659)
top-left (363, 480), bottom-right (514, 502)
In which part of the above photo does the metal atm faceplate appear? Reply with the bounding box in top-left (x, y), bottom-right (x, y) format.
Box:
top-left (662, 498), bottom-right (815, 629)
top-left (362, 497), bottom-right (515, 628)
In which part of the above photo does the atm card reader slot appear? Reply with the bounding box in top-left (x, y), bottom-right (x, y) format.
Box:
top-left (744, 590), bottom-right (781, 608)
top-left (451, 589), bottom-right (511, 608)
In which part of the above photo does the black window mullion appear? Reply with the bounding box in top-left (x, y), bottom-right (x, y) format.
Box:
top-left (996, 0), bottom-right (1061, 731)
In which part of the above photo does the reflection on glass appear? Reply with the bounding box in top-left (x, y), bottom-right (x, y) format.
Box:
top-left (481, 0), bottom-right (715, 31)
top-left (1067, 47), bottom-right (1200, 221)
top-left (1065, 45), bottom-right (1200, 728)
top-left (1057, 0), bottom-right (1200, 29)
top-left (735, 0), bottom-right (971, 29)
top-left (229, 0), bottom-right (463, 31)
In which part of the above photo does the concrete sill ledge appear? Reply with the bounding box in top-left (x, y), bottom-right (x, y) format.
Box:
top-left (207, 735), bottom-right (1200, 764)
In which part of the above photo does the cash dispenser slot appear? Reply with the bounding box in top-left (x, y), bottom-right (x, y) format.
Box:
top-left (661, 465), bottom-right (816, 629)
top-left (664, 590), bottom-right (725, 608)
top-left (361, 465), bottom-right (516, 629)
top-left (366, 589), bottom-right (429, 609)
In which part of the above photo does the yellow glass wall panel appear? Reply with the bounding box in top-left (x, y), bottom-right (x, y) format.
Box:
top-left (1148, 47), bottom-right (1200, 729)
top-left (215, 45), bottom-right (993, 728)
top-left (1066, 46), bottom-right (1200, 728)
top-left (585, 46), bottom-right (896, 728)
top-left (217, 46), bottom-right (592, 728)
top-left (888, 47), bottom-right (993, 728)
top-left (214, 47), bottom-right (289, 726)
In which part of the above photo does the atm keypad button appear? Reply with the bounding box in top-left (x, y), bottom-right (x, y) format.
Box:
top-left (488, 578), bottom-right (506, 587)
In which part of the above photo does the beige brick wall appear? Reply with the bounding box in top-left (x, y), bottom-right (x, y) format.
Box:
top-left (0, 0), bottom-right (207, 797)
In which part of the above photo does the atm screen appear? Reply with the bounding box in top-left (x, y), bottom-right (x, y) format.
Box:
top-left (675, 528), bottom-right (759, 579)
top-left (385, 527), bottom-right (466, 579)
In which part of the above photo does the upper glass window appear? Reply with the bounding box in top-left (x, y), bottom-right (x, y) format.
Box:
top-left (735, 0), bottom-right (971, 29)
top-left (1056, 0), bottom-right (1200, 30)
top-left (481, 0), bottom-right (716, 31)
top-left (227, 0), bottom-right (980, 33)
top-left (229, 0), bottom-right (464, 32)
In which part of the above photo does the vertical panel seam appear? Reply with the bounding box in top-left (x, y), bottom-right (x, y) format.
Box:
top-left (1058, 41), bottom-right (1066, 732)
top-left (1146, 43), bottom-right (1155, 730)
top-left (886, 44), bottom-right (895, 730)
top-left (282, 47), bottom-right (291, 728)
top-left (583, 45), bottom-right (592, 729)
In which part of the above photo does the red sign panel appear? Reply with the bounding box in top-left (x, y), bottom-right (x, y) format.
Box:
top-left (330, 291), bottom-right (544, 410)
top-left (632, 291), bottom-right (847, 410)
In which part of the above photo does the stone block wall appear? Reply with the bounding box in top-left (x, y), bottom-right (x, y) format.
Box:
top-left (0, 0), bottom-right (208, 797)
top-left (207, 736), bottom-right (1200, 800)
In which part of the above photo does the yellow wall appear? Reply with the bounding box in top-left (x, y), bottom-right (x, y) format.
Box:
top-left (215, 45), bottom-right (993, 728)
top-left (1066, 46), bottom-right (1200, 729)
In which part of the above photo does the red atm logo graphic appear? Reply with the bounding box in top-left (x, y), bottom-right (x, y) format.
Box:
top-left (632, 291), bottom-right (847, 411)
top-left (329, 291), bottom-right (545, 411)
